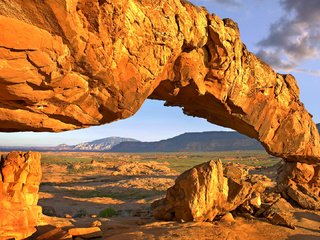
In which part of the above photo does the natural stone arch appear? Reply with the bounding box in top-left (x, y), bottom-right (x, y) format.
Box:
top-left (0, 0), bottom-right (320, 163)
top-left (0, 1), bottom-right (320, 238)
top-left (0, 0), bottom-right (319, 164)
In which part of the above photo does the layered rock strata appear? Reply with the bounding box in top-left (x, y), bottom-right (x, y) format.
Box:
top-left (0, 0), bottom-right (319, 165)
top-left (0, 151), bottom-right (42, 239)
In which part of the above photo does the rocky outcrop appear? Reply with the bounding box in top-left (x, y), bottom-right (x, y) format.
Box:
top-left (0, 151), bottom-right (42, 239)
top-left (152, 160), bottom-right (263, 221)
top-left (0, 0), bottom-right (319, 165)
top-left (259, 198), bottom-right (295, 229)
top-left (277, 162), bottom-right (320, 210)
top-left (152, 160), bottom-right (300, 229)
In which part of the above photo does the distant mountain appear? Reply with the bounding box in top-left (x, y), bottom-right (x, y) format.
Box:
top-left (1, 125), bottom-right (319, 152)
top-left (113, 124), bottom-right (320, 152)
top-left (110, 131), bottom-right (263, 152)
top-left (56, 137), bottom-right (139, 151)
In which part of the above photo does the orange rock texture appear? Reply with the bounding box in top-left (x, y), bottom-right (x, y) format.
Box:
top-left (277, 162), bottom-right (320, 210)
top-left (152, 160), bottom-right (263, 221)
top-left (0, 0), bottom-right (319, 164)
top-left (0, 152), bottom-right (42, 239)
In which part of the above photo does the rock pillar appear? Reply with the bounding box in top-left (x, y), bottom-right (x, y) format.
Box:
top-left (0, 151), bottom-right (42, 239)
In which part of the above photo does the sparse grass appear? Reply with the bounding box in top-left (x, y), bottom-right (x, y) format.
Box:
top-left (73, 208), bottom-right (87, 218)
top-left (73, 189), bottom-right (166, 200)
top-left (99, 207), bottom-right (118, 218)
top-left (133, 151), bottom-right (280, 173)
top-left (67, 164), bottom-right (96, 174)
top-left (40, 150), bottom-right (280, 173)
top-left (41, 155), bottom-right (93, 165)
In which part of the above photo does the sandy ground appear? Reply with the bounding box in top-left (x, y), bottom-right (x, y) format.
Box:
top-left (34, 159), bottom-right (320, 240)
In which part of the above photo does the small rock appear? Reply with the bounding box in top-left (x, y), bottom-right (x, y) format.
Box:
top-left (91, 160), bottom-right (97, 165)
top-left (220, 212), bottom-right (235, 223)
top-left (250, 192), bottom-right (261, 209)
top-left (254, 204), bottom-right (270, 217)
top-left (262, 192), bottom-right (281, 204)
top-left (237, 201), bottom-right (254, 215)
top-left (68, 227), bottom-right (102, 237)
top-left (90, 214), bottom-right (98, 218)
top-left (33, 226), bottom-right (69, 240)
top-left (65, 214), bottom-right (72, 218)
top-left (91, 220), bottom-right (102, 227)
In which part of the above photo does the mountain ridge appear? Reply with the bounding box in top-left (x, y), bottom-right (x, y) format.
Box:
top-left (1, 125), bottom-right (319, 152)
top-left (56, 137), bottom-right (139, 151)
top-left (110, 131), bottom-right (263, 152)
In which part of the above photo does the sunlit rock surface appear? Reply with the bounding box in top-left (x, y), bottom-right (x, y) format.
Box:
top-left (152, 160), bottom-right (263, 221)
top-left (0, 0), bottom-right (319, 164)
top-left (277, 162), bottom-right (320, 210)
top-left (0, 151), bottom-right (42, 239)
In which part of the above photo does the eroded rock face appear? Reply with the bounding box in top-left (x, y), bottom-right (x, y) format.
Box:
top-left (277, 162), bottom-right (320, 210)
top-left (0, 0), bottom-right (319, 165)
top-left (0, 151), bottom-right (42, 239)
top-left (152, 160), bottom-right (263, 221)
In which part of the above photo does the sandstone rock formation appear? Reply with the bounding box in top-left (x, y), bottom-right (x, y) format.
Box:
top-left (29, 226), bottom-right (103, 240)
top-left (261, 198), bottom-right (295, 230)
top-left (0, 0), bottom-right (319, 165)
top-left (152, 160), bottom-right (300, 229)
top-left (0, 151), bottom-right (42, 239)
top-left (152, 160), bottom-right (264, 221)
top-left (277, 162), bottom-right (320, 210)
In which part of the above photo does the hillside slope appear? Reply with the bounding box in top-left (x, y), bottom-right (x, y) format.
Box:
top-left (56, 137), bottom-right (139, 151)
top-left (110, 131), bottom-right (263, 152)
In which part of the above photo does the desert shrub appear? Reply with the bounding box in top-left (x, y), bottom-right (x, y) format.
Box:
top-left (42, 206), bottom-right (57, 216)
top-left (73, 208), bottom-right (87, 218)
top-left (98, 207), bottom-right (118, 218)
top-left (67, 164), bottom-right (95, 174)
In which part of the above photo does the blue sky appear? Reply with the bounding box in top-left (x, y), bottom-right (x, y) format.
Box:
top-left (0, 0), bottom-right (319, 146)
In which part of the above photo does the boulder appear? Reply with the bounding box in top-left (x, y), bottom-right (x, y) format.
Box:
top-left (0, 151), bottom-right (42, 239)
top-left (277, 162), bottom-right (320, 210)
top-left (224, 163), bottom-right (249, 180)
top-left (262, 198), bottom-right (295, 229)
top-left (152, 160), bottom-right (261, 221)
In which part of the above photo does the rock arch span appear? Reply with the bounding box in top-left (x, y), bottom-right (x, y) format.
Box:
top-left (0, 0), bottom-right (319, 164)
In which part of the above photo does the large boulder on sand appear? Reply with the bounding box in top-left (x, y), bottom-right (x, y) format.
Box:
top-left (152, 160), bottom-right (262, 221)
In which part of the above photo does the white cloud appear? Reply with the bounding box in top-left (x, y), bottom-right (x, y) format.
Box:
top-left (257, 0), bottom-right (320, 72)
